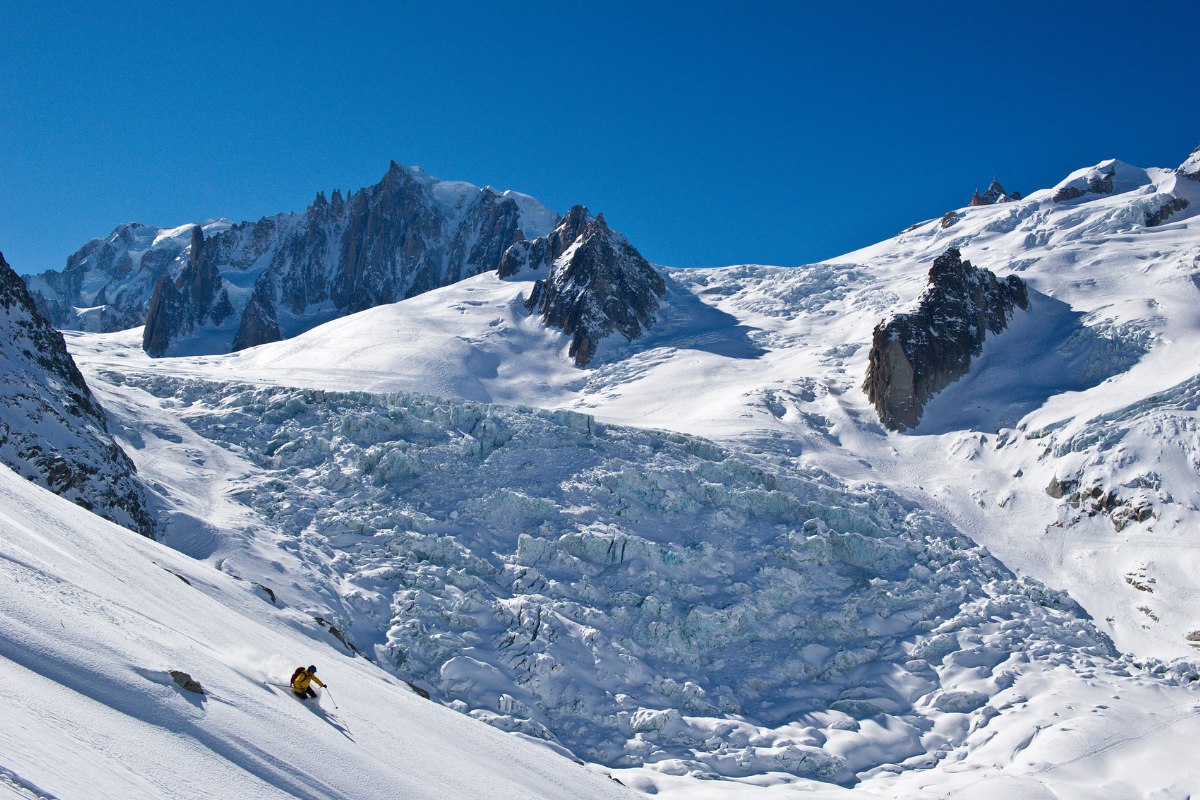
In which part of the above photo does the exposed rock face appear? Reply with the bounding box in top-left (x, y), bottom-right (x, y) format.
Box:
top-left (522, 208), bottom-right (666, 366)
top-left (230, 280), bottom-right (282, 352)
top-left (939, 211), bottom-right (961, 230)
top-left (209, 164), bottom-right (548, 353)
top-left (1146, 196), bottom-right (1190, 227)
top-left (0, 250), bottom-right (154, 536)
top-left (28, 163), bottom-right (561, 356)
top-left (25, 220), bottom-right (231, 332)
top-left (863, 247), bottom-right (1029, 431)
top-left (497, 204), bottom-right (592, 278)
top-left (168, 670), bottom-right (204, 694)
top-left (1053, 166), bottom-right (1116, 202)
top-left (968, 179), bottom-right (1019, 206)
top-left (142, 277), bottom-right (188, 357)
top-left (142, 227), bottom-right (232, 356)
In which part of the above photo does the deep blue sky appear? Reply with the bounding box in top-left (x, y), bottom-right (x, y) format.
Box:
top-left (2, 2), bottom-right (1198, 273)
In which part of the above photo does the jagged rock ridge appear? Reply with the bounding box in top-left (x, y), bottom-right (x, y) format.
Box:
top-left (143, 226), bottom-right (235, 356)
top-left (519, 208), bottom-right (666, 366)
top-left (968, 178), bottom-right (1020, 206)
top-left (25, 220), bottom-right (233, 333)
top-left (140, 162), bottom-right (556, 355)
top-left (863, 247), bottom-right (1029, 431)
top-left (29, 165), bottom-right (665, 362)
top-left (26, 164), bottom-right (564, 357)
top-left (0, 250), bottom-right (154, 535)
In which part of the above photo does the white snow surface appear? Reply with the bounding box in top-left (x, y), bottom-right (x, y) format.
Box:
top-left (0, 463), bottom-right (629, 800)
top-left (81, 156), bottom-right (1199, 659)
top-left (18, 153), bottom-right (1200, 796)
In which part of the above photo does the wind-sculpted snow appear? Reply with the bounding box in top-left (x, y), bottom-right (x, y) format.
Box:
top-left (97, 371), bottom-right (1124, 785)
top-left (670, 263), bottom-right (874, 320)
top-left (1033, 373), bottom-right (1200, 532)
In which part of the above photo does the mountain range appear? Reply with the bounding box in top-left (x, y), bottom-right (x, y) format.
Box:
top-left (4, 144), bottom-right (1200, 798)
top-left (25, 163), bottom-right (662, 367)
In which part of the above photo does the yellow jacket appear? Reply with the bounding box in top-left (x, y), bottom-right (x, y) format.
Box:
top-left (292, 670), bottom-right (326, 693)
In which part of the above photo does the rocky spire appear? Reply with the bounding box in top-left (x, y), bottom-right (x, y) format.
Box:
top-left (522, 210), bottom-right (666, 367)
top-left (230, 279), bottom-right (282, 352)
top-left (863, 247), bottom-right (1029, 431)
top-left (142, 226), bottom-right (229, 355)
top-left (968, 179), bottom-right (1018, 207)
top-left (142, 276), bottom-right (188, 357)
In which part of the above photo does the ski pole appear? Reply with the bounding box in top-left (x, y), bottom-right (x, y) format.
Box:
top-left (324, 686), bottom-right (340, 709)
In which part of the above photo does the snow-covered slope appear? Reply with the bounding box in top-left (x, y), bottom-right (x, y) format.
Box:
top-left (83, 152), bottom-right (1200, 661)
top-left (0, 463), bottom-right (630, 800)
top-left (56, 351), bottom-right (1200, 797)
top-left (31, 144), bottom-right (1200, 796)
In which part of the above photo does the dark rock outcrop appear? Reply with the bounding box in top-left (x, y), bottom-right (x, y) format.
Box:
top-left (968, 179), bottom-right (1019, 207)
top-left (169, 670), bottom-right (204, 694)
top-left (142, 276), bottom-right (188, 357)
top-left (498, 205), bottom-right (592, 278)
top-left (1179, 144), bottom-right (1200, 180)
top-left (939, 211), bottom-right (961, 230)
top-left (142, 226), bottom-right (232, 356)
top-left (1051, 185), bottom-right (1087, 203)
top-left (1146, 196), bottom-right (1190, 227)
top-left (1088, 170), bottom-right (1115, 195)
top-left (1053, 167), bottom-right (1115, 203)
top-left (230, 280), bottom-right (282, 351)
top-left (0, 250), bottom-right (155, 536)
top-left (863, 247), bottom-right (1029, 431)
top-left (522, 208), bottom-right (666, 366)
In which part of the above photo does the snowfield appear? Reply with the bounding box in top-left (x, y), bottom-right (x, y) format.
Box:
top-left (8, 150), bottom-right (1200, 796)
top-left (0, 465), bottom-right (630, 800)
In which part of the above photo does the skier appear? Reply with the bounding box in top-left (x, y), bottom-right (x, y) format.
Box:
top-left (290, 664), bottom-right (327, 699)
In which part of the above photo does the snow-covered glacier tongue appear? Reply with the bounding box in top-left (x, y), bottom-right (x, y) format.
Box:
top-left (89, 368), bottom-right (1139, 787)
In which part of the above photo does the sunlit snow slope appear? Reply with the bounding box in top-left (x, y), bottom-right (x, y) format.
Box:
top-left (73, 155), bottom-right (1200, 661)
top-left (0, 464), bottom-right (630, 800)
top-left (53, 150), bottom-right (1200, 796)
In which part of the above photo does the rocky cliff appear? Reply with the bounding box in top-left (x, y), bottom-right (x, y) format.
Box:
top-left (1052, 166), bottom-right (1116, 202)
top-left (139, 163), bottom-right (558, 355)
top-left (25, 220), bottom-right (233, 333)
top-left (143, 226), bottom-right (235, 356)
top-left (521, 208), bottom-right (665, 366)
top-left (863, 247), bottom-right (1029, 431)
top-left (0, 250), bottom-right (154, 536)
top-left (27, 163), bottom-right (560, 356)
top-left (968, 179), bottom-right (1020, 206)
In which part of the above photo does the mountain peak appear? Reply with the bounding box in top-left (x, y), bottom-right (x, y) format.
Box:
top-left (864, 247), bottom-right (1029, 431)
top-left (968, 178), bottom-right (1019, 206)
top-left (524, 209), bottom-right (665, 366)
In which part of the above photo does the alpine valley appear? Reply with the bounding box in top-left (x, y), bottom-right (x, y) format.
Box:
top-left (4, 147), bottom-right (1200, 799)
